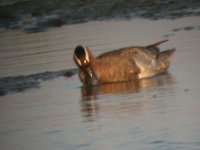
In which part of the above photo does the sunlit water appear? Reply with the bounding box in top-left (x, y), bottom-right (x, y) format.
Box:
top-left (1, 17), bottom-right (200, 150)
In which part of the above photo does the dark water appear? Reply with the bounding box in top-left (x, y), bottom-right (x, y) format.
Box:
top-left (1, 16), bottom-right (200, 149)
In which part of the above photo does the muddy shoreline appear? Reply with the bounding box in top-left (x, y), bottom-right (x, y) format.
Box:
top-left (1, 0), bottom-right (200, 33)
top-left (0, 69), bottom-right (78, 96)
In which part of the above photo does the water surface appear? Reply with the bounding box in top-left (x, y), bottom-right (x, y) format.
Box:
top-left (0, 17), bottom-right (200, 150)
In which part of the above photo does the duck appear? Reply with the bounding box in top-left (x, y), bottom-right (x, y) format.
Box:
top-left (73, 40), bottom-right (175, 85)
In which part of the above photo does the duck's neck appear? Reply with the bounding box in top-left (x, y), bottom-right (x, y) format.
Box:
top-left (83, 58), bottom-right (100, 85)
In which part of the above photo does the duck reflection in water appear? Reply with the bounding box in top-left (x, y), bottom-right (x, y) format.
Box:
top-left (81, 73), bottom-right (175, 121)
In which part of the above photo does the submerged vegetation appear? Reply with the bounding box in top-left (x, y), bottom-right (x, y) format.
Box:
top-left (1, 0), bottom-right (200, 32)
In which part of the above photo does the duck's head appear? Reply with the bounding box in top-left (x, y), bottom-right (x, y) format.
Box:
top-left (73, 45), bottom-right (99, 85)
top-left (73, 45), bottom-right (92, 68)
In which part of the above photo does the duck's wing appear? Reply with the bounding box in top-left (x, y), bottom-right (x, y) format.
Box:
top-left (97, 40), bottom-right (168, 59)
top-left (145, 40), bottom-right (168, 58)
top-left (131, 45), bottom-right (175, 79)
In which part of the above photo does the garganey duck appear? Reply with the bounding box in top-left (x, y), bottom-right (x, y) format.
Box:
top-left (73, 40), bottom-right (175, 85)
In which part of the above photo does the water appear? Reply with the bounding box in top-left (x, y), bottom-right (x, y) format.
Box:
top-left (1, 17), bottom-right (200, 150)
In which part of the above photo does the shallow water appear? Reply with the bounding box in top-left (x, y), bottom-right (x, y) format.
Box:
top-left (1, 17), bottom-right (200, 150)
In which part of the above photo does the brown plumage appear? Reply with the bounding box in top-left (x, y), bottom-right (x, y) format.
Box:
top-left (73, 40), bottom-right (175, 85)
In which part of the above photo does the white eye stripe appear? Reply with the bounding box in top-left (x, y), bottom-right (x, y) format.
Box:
top-left (74, 54), bottom-right (82, 66)
top-left (85, 48), bottom-right (90, 62)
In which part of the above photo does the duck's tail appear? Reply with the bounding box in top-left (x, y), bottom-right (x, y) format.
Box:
top-left (146, 40), bottom-right (169, 58)
top-left (159, 48), bottom-right (176, 62)
top-left (155, 48), bottom-right (175, 73)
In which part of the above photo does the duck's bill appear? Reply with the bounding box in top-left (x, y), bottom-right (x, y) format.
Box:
top-left (85, 68), bottom-right (99, 86)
